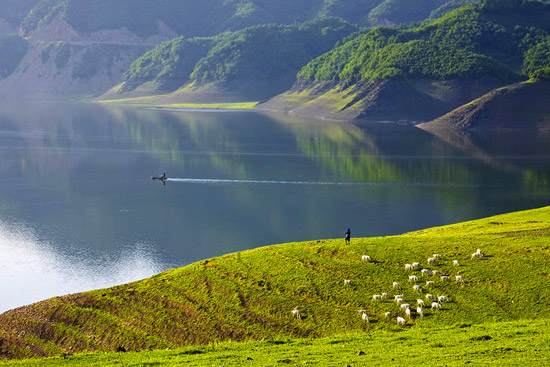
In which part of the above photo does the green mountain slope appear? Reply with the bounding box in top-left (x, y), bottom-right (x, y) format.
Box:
top-left (119, 18), bottom-right (358, 97)
top-left (277, 0), bottom-right (550, 121)
top-left (1, 206), bottom-right (550, 360)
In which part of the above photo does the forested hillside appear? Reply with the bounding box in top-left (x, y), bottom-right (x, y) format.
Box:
top-left (120, 18), bottom-right (357, 96)
top-left (264, 0), bottom-right (550, 121)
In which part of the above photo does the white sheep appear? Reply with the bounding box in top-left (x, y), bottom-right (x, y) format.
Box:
top-left (438, 295), bottom-right (449, 303)
top-left (416, 306), bottom-right (424, 317)
top-left (361, 312), bottom-right (369, 322)
top-left (405, 263), bottom-right (412, 270)
top-left (381, 293), bottom-right (389, 300)
top-left (421, 269), bottom-right (430, 276)
top-left (393, 282), bottom-right (402, 290)
top-left (433, 254), bottom-right (442, 259)
top-left (405, 308), bottom-right (412, 318)
top-left (396, 298), bottom-right (405, 305)
top-left (385, 312), bottom-right (395, 320)
top-left (361, 255), bottom-right (371, 263)
top-left (412, 262), bottom-right (422, 270)
top-left (471, 252), bottom-right (482, 259)
top-left (425, 294), bottom-right (435, 301)
top-left (394, 294), bottom-right (404, 301)
top-left (432, 270), bottom-right (442, 276)
top-left (344, 279), bottom-right (352, 286)
top-left (455, 275), bottom-right (464, 283)
top-left (417, 299), bottom-right (425, 308)
top-left (372, 294), bottom-right (382, 301)
top-left (413, 285), bottom-right (422, 293)
top-left (396, 316), bottom-right (406, 326)
top-left (409, 275), bottom-right (418, 283)
top-left (453, 260), bottom-right (460, 266)
top-left (476, 249), bottom-right (484, 257)
top-left (431, 302), bottom-right (441, 310)
top-left (291, 306), bottom-right (303, 319)
top-left (440, 275), bottom-right (450, 281)
top-left (400, 303), bottom-right (410, 310)
top-left (427, 257), bottom-right (437, 265)
top-left (425, 281), bottom-right (434, 287)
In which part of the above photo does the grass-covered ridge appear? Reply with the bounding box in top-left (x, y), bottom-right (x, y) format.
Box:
top-left (298, 0), bottom-right (550, 85)
top-left (1, 206), bottom-right (550, 360)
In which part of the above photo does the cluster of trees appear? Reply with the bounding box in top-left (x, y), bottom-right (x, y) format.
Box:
top-left (298, 0), bottom-right (550, 85)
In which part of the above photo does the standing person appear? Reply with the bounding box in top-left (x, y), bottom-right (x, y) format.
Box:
top-left (345, 228), bottom-right (351, 245)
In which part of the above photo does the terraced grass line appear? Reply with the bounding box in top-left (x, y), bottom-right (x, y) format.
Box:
top-left (1, 207), bottom-right (550, 361)
top-left (155, 102), bottom-right (259, 110)
top-left (5, 319), bottom-right (550, 366)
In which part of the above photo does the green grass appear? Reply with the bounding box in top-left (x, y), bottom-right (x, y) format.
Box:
top-left (4, 319), bottom-right (550, 366)
top-left (1, 207), bottom-right (550, 362)
top-left (156, 102), bottom-right (259, 110)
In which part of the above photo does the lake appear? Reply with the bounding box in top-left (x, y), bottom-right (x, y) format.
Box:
top-left (0, 101), bottom-right (549, 312)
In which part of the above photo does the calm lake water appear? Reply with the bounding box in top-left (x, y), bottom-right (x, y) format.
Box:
top-left (0, 101), bottom-right (549, 312)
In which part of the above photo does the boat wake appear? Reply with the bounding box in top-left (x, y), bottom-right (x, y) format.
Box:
top-left (166, 178), bottom-right (363, 185)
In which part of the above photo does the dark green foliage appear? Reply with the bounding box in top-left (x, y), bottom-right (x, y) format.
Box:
top-left (530, 67), bottom-right (550, 80)
top-left (122, 17), bottom-right (357, 92)
top-left (299, 0), bottom-right (550, 85)
top-left (367, 0), bottom-right (448, 26)
top-left (429, 0), bottom-right (477, 19)
top-left (190, 18), bottom-right (357, 86)
top-left (0, 34), bottom-right (27, 78)
top-left (122, 37), bottom-right (214, 91)
top-left (523, 37), bottom-right (550, 78)
top-left (54, 42), bottom-right (70, 69)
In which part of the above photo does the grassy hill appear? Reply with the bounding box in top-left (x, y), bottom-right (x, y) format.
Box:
top-left (1, 206), bottom-right (550, 361)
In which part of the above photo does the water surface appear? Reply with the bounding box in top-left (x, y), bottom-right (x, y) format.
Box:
top-left (0, 101), bottom-right (549, 312)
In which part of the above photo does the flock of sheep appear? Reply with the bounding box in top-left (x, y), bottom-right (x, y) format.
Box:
top-left (291, 249), bottom-right (486, 326)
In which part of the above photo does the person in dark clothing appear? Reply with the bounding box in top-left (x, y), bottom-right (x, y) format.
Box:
top-left (345, 228), bottom-right (351, 245)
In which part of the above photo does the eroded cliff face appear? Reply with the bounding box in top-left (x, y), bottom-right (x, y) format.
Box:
top-left (0, 13), bottom-right (177, 99)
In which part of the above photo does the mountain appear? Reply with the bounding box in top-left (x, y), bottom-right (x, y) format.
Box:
top-left (263, 0), bottom-right (550, 121)
top-left (1, 206), bottom-right (550, 360)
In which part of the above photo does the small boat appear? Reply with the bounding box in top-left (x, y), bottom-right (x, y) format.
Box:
top-left (151, 172), bottom-right (167, 185)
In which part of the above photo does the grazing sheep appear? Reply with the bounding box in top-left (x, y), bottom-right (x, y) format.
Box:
top-left (396, 298), bottom-right (405, 305)
top-left (431, 302), bottom-right (441, 310)
top-left (393, 282), bottom-right (402, 290)
top-left (413, 285), bottom-right (422, 293)
top-left (425, 281), bottom-right (434, 287)
top-left (433, 254), bottom-right (442, 259)
top-left (421, 269), bottom-right (430, 276)
top-left (453, 260), bottom-right (460, 266)
top-left (291, 306), bottom-right (303, 319)
top-left (397, 316), bottom-right (406, 326)
top-left (405, 308), bottom-right (412, 318)
top-left (381, 293), bottom-right (389, 300)
top-left (427, 257), bottom-right (437, 265)
top-left (372, 295), bottom-right (382, 301)
top-left (400, 303), bottom-right (411, 310)
top-left (455, 275), bottom-right (464, 283)
top-left (440, 276), bottom-right (450, 281)
top-left (385, 312), bottom-right (395, 320)
top-left (361, 255), bottom-right (371, 263)
top-left (361, 312), bottom-right (369, 322)
top-left (405, 263), bottom-right (412, 270)
top-left (417, 299), bottom-right (425, 308)
top-left (412, 262), bottom-right (423, 270)
top-left (417, 306), bottom-right (424, 317)
top-left (409, 275), bottom-right (418, 283)
top-left (438, 295), bottom-right (449, 303)
top-left (476, 249), bottom-right (484, 257)
top-left (432, 270), bottom-right (442, 276)
top-left (344, 279), bottom-right (352, 286)
top-left (425, 294), bottom-right (435, 301)
top-left (394, 295), bottom-right (404, 301)
top-left (472, 252), bottom-right (482, 259)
